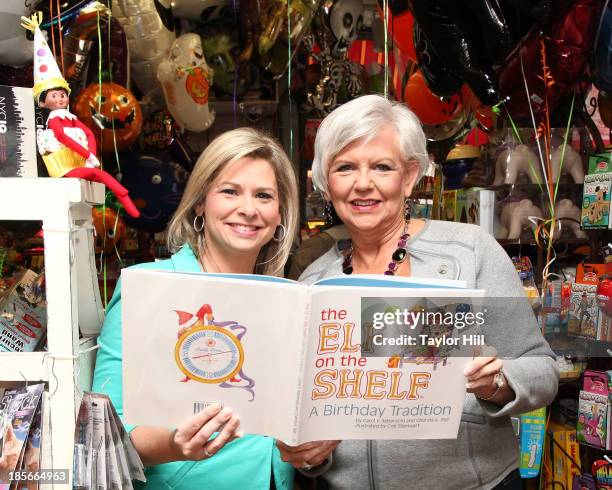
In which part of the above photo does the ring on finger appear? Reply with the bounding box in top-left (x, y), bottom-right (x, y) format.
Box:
top-left (204, 449), bottom-right (213, 458)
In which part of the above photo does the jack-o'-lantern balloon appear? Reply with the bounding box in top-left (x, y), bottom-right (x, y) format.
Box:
top-left (73, 82), bottom-right (143, 154)
top-left (92, 206), bottom-right (126, 254)
top-left (403, 69), bottom-right (463, 126)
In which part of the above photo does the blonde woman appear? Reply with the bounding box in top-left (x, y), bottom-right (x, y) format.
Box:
top-left (92, 128), bottom-right (298, 490)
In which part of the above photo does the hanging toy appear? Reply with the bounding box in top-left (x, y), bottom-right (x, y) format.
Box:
top-left (21, 13), bottom-right (140, 218)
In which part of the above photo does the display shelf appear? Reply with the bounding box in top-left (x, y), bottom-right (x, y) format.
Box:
top-left (0, 177), bottom-right (105, 488)
top-left (0, 352), bottom-right (48, 381)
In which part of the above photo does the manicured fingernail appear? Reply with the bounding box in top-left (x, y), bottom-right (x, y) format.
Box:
top-left (209, 403), bottom-right (221, 412)
top-left (235, 431), bottom-right (244, 438)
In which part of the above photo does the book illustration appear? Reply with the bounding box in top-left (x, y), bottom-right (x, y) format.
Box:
top-left (174, 303), bottom-right (255, 401)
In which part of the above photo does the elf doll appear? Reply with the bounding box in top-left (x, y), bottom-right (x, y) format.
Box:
top-left (21, 13), bottom-right (140, 218)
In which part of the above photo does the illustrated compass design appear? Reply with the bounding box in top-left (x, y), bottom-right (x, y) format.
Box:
top-left (174, 304), bottom-right (255, 400)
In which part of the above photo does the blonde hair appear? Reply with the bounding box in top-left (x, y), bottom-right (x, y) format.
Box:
top-left (167, 128), bottom-right (298, 276)
top-left (312, 94), bottom-right (428, 194)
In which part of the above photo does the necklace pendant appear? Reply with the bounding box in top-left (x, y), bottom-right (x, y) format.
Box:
top-left (392, 248), bottom-right (407, 262)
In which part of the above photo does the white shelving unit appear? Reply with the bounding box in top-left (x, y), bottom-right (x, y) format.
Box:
top-left (0, 178), bottom-right (105, 487)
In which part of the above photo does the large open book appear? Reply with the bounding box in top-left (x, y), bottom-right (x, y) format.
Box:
top-left (122, 270), bottom-right (485, 444)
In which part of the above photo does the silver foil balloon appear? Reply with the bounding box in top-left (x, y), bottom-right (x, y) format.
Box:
top-left (112, 0), bottom-right (176, 97)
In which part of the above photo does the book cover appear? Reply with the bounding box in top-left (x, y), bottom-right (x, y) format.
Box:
top-left (122, 269), bottom-right (487, 445)
top-left (0, 85), bottom-right (37, 177)
top-left (0, 384), bottom-right (44, 489)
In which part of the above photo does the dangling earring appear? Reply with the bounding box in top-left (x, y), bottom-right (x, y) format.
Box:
top-left (324, 201), bottom-right (334, 226)
top-left (273, 223), bottom-right (286, 242)
top-left (193, 214), bottom-right (205, 232)
top-left (404, 199), bottom-right (412, 221)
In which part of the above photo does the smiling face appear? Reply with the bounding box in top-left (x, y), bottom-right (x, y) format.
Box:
top-left (196, 156), bottom-right (281, 260)
top-left (326, 125), bottom-right (419, 237)
top-left (39, 89), bottom-right (69, 110)
top-left (73, 82), bottom-right (143, 153)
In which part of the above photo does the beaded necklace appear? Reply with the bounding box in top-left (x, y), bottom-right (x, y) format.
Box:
top-left (340, 223), bottom-right (410, 275)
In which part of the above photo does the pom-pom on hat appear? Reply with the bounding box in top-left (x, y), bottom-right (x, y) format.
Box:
top-left (20, 12), bottom-right (70, 102)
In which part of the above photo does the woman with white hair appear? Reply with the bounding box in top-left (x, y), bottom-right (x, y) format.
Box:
top-left (277, 95), bottom-right (558, 489)
top-left (92, 127), bottom-right (299, 489)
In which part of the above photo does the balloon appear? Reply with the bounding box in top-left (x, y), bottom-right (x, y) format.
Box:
top-left (73, 82), bottom-right (143, 154)
top-left (158, 34), bottom-right (215, 132)
top-left (61, 5), bottom-right (129, 95)
top-left (413, 21), bottom-right (463, 97)
top-left (463, 0), bottom-right (513, 65)
top-left (376, 0), bottom-right (409, 17)
top-left (422, 105), bottom-right (470, 142)
top-left (404, 70), bottom-right (463, 125)
top-left (120, 151), bottom-right (188, 233)
top-left (462, 85), bottom-right (494, 131)
top-left (198, 21), bottom-right (247, 96)
top-left (409, 0), bottom-right (501, 105)
top-left (0, 1), bottom-right (34, 66)
top-left (171, 0), bottom-right (231, 23)
top-left (111, 0), bottom-right (176, 97)
top-left (258, 0), bottom-right (322, 78)
top-left (598, 90), bottom-right (612, 128)
top-left (499, 0), bottom-right (605, 122)
top-left (92, 206), bottom-right (126, 254)
top-left (593, 5), bottom-right (612, 92)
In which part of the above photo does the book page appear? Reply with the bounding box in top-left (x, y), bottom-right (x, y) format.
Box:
top-left (297, 283), bottom-right (480, 444)
top-left (122, 269), bottom-right (309, 443)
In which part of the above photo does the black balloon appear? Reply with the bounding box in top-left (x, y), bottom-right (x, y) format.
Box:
top-left (413, 22), bottom-right (463, 96)
top-left (594, 5), bottom-right (612, 92)
top-left (119, 151), bottom-right (188, 233)
top-left (409, 0), bottom-right (501, 105)
top-left (464, 0), bottom-right (513, 65)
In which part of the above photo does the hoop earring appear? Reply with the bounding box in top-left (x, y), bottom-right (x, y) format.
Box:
top-left (193, 214), bottom-right (205, 232)
top-left (324, 201), bottom-right (333, 226)
top-left (273, 223), bottom-right (286, 242)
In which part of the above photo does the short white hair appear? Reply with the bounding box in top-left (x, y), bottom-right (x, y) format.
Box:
top-left (311, 95), bottom-right (429, 194)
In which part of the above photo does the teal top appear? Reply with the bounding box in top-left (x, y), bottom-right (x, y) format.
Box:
top-left (91, 245), bottom-right (295, 490)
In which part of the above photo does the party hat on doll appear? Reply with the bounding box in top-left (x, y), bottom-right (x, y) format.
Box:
top-left (20, 13), bottom-right (70, 102)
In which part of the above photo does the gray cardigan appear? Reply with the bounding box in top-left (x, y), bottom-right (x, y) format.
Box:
top-left (299, 220), bottom-right (559, 490)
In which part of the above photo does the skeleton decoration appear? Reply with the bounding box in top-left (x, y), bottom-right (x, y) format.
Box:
top-left (305, 0), bottom-right (364, 116)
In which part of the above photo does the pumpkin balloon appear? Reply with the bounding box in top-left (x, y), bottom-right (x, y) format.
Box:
top-left (73, 82), bottom-right (143, 154)
top-left (403, 69), bottom-right (463, 126)
top-left (92, 206), bottom-right (126, 254)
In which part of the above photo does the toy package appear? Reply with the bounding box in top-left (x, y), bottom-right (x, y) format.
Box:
top-left (588, 152), bottom-right (612, 175)
top-left (0, 269), bottom-right (46, 352)
top-left (568, 264), bottom-right (605, 339)
top-left (466, 189), bottom-right (498, 236)
top-left (581, 172), bottom-right (611, 229)
top-left (592, 459), bottom-right (612, 489)
top-left (577, 370), bottom-right (609, 449)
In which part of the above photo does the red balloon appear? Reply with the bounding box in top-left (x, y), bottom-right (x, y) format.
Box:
top-left (404, 70), bottom-right (463, 125)
top-left (498, 0), bottom-right (604, 122)
top-left (392, 11), bottom-right (416, 62)
top-left (462, 85), bottom-right (495, 131)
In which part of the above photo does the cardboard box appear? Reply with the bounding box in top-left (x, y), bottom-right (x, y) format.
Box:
top-left (0, 85), bottom-right (37, 177)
